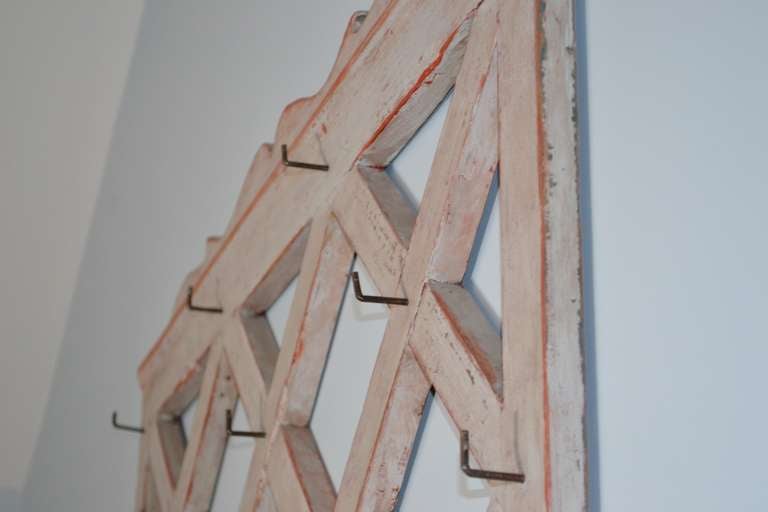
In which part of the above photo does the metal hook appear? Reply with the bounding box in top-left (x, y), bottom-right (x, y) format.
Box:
top-left (351, 271), bottom-right (408, 306)
top-left (187, 287), bottom-right (223, 314)
top-left (112, 411), bottom-right (144, 434)
top-left (281, 144), bottom-right (329, 171)
top-left (460, 430), bottom-right (525, 483)
top-left (226, 410), bottom-right (265, 438)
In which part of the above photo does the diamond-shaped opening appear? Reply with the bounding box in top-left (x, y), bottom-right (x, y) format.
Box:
top-left (266, 276), bottom-right (298, 347)
top-left (238, 223), bottom-right (307, 393)
top-left (386, 90), bottom-right (454, 210)
top-left (156, 350), bottom-right (210, 489)
top-left (463, 169), bottom-right (501, 336)
top-left (180, 396), bottom-right (199, 437)
top-left (310, 259), bottom-right (390, 490)
top-left (395, 391), bottom-right (490, 511)
top-left (235, 274), bottom-right (294, 400)
top-left (240, 224), bottom-right (310, 322)
top-left (168, 353), bottom-right (238, 509)
top-left (209, 400), bottom-right (253, 510)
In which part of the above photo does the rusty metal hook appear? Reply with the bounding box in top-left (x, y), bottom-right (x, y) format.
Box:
top-left (112, 411), bottom-right (144, 434)
top-left (351, 271), bottom-right (408, 306)
top-left (460, 430), bottom-right (525, 483)
top-left (226, 409), bottom-right (265, 439)
top-left (187, 287), bottom-right (223, 314)
top-left (281, 144), bottom-right (329, 171)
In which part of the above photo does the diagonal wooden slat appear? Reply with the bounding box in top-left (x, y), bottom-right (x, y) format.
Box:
top-left (224, 314), bottom-right (278, 421)
top-left (143, 466), bottom-right (162, 512)
top-left (136, 1), bottom-right (585, 511)
top-left (336, 2), bottom-right (501, 508)
top-left (145, 333), bottom-right (210, 420)
top-left (172, 345), bottom-right (237, 512)
top-left (410, 282), bottom-right (506, 471)
top-left (241, 223), bottom-right (310, 316)
top-left (135, 427), bottom-right (161, 512)
top-left (237, 444), bottom-right (272, 512)
top-left (267, 426), bottom-right (336, 512)
top-left (235, 213), bottom-right (352, 512)
top-left (352, 346), bottom-right (430, 512)
top-left (147, 423), bottom-right (175, 512)
top-left (277, 215), bottom-right (355, 427)
top-left (155, 418), bottom-right (186, 491)
top-left (138, 0), bottom-right (487, 391)
top-left (332, 166), bottom-right (415, 298)
top-left (264, 213), bottom-right (354, 430)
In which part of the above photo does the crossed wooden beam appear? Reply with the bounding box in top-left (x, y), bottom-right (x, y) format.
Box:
top-left (129, 0), bottom-right (586, 511)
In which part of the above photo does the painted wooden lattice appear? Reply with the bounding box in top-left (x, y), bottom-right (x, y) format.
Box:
top-left (134, 0), bottom-right (586, 510)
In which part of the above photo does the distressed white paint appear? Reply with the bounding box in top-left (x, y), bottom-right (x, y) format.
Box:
top-left (18, 1), bottom-right (768, 511)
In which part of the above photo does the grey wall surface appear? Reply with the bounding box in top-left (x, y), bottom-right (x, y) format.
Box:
top-left (582, 1), bottom-right (768, 510)
top-left (0, 0), bottom-right (143, 494)
top-left (22, 1), bottom-right (768, 511)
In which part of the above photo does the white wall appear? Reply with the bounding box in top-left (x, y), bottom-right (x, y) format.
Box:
top-left (0, 0), bottom-right (143, 506)
top-left (582, 1), bottom-right (768, 510)
top-left (20, 1), bottom-right (768, 511)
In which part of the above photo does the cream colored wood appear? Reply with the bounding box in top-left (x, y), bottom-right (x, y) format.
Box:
top-left (336, 3), bottom-right (502, 509)
top-left (147, 423), bottom-right (175, 512)
top-left (266, 426), bottom-right (335, 512)
top-left (332, 167), bottom-right (414, 297)
top-left (410, 283), bottom-right (504, 470)
top-left (276, 216), bottom-right (355, 427)
top-left (172, 345), bottom-right (237, 512)
top-left (135, 1), bottom-right (585, 510)
top-left (135, 432), bottom-right (160, 512)
top-left (496, 0), bottom-right (586, 509)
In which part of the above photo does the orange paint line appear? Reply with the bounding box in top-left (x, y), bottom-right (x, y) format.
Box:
top-left (139, 1), bottom-right (399, 378)
top-left (358, 16), bottom-right (464, 157)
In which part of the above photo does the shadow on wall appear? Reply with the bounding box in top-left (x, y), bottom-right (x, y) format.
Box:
top-left (574, 0), bottom-right (601, 511)
top-left (0, 488), bottom-right (21, 512)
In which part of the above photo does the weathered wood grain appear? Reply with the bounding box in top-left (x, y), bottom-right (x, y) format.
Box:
top-left (147, 423), bottom-right (175, 512)
top-left (410, 282), bottom-right (504, 471)
top-left (267, 426), bottom-right (335, 512)
top-left (241, 223), bottom-right (310, 316)
top-left (135, 1), bottom-right (585, 510)
top-left (172, 346), bottom-right (237, 511)
top-left (332, 167), bottom-right (414, 297)
top-left (353, 346), bottom-right (429, 512)
top-left (336, 2), bottom-right (501, 509)
top-left (278, 215), bottom-right (355, 427)
top-left (137, 0), bottom-right (486, 385)
top-left (497, 0), bottom-right (585, 510)
top-left (134, 430), bottom-right (160, 512)
top-left (155, 418), bottom-right (186, 491)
